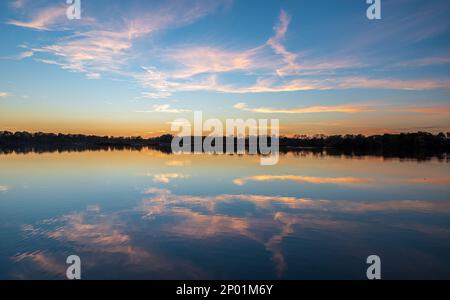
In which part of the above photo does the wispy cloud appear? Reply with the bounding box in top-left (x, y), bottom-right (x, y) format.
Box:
top-left (132, 9), bottom-right (370, 98)
top-left (234, 102), bottom-right (371, 114)
top-left (163, 47), bottom-right (259, 79)
top-left (0, 92), bottom-right (8, 98)
top-left (35, 30), bottom-right (134, 78)
top-left (137, 104), bottom-right (191, 114)
top-left (5, 1), bottom-right (450, 103)
top-left (267, 10), bottom-right (300, 76)
top-left (394, 56), bottom-right (450, 68)
top-left (402, 106), bottom-right (450, 114)
top-left (330, 77), bottom-right (450, 90)
top-left (227, 77), bottom-right (450, 94)
top-left (0, 185), bottom-right (9, 192)
top-left (233, 102), bottom-right (450, 118)
top-left (15, 51), bottom-right (34, 60)
top-left (85, 72), bottom-right (101, 80)
top-left (19, 1), bottom-right (229, 85)
top-left (135, 67), bottom-right (175, 99)
top-left (7, 5), bottom-right (67, 30)
top-left (137, 72), bottom-right (450, 99)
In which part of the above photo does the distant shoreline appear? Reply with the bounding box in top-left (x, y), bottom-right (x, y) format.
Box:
top-left (1, 130), bottom-right (449, 160)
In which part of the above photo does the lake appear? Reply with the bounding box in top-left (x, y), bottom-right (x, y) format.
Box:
top-left (0, 149), bottom-right (449, 279)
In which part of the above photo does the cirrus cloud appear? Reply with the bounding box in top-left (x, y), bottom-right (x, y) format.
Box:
top-left (6, 5), bottom-right (67, 30)
top-left (136, 104), bottom-right (191, 114)
top-left (234, 102), bottom-right (372, 114)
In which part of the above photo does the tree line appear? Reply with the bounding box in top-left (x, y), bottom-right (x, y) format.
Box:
top-left (1, 130), bottom-right (449, 157)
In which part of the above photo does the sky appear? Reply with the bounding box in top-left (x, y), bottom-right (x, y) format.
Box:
top-left (0, 0), bottom-right (450, 137)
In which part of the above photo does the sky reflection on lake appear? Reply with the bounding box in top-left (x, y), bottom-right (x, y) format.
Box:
top-left (0, 149), bottom-right (450, 279)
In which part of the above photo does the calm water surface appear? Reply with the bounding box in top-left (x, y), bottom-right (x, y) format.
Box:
top-left (0, 149), bottom-right (449, 279)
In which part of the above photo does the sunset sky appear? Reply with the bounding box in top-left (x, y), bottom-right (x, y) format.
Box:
top-left (1, 0), bottom-right (450, 137)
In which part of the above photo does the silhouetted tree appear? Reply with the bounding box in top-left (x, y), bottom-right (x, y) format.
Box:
top-left (0, 130), bottom-right (449, 158)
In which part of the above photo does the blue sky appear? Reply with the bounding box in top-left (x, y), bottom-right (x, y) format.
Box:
top-left (1, 0), bottom-right (450, 136)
